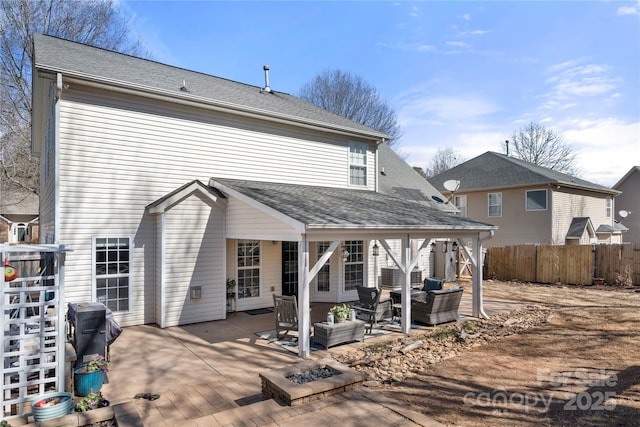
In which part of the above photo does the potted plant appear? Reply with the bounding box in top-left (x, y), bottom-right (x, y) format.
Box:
top-left (74, 354), bottom-right (109, 397)
top-left (329, 304), bottom-right (351, 323)
top-left (75, 392), bottom-right (109, 412)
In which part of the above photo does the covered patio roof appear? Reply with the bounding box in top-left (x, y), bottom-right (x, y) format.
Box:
top-left (209, 178), bottom-right (498, 357)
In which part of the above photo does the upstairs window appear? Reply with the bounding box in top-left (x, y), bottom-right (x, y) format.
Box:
top-left (606, 197), bottom-right (612, 218)
top-left (348, 142), bottom-right (367, 186)
top-left (454, 195), bottom-right (467, 217)
top-left (526, 189), bottom-right (547, 211)
top-left (488, 193), bottom-right (502, 217)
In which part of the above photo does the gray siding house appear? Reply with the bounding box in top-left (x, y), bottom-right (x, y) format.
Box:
top-left (430, 152), bottom-right (623, 247)
top-left (32, 34), bottom-right (496, 356)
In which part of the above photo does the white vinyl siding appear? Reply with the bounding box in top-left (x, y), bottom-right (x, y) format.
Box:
top-left (46, 84), bottom-right (379, 326)
top-left (526, 189), bottom-right (547, 211)
top-left (162, 196), bottom-right (225, 326)
top-left (488, 193), bottom-right (502, 217)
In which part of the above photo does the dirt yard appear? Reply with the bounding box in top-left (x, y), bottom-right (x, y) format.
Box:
top-left (374, 281), bottom-right (640, 426)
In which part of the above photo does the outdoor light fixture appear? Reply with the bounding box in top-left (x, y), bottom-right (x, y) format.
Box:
top-left (452, 241), bottom-right (458, 251)
top-left (372, 242), bottom-right (379, 257)
top-left (340, 245), bottom-right (350, 261)
top-left (430, 242), bottom-right (437, 252)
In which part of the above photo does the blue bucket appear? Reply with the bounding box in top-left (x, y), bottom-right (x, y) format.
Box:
top-left (74, 367), bottom-right (104, 397)
top-left (32, 392), bottom-right (73, 421)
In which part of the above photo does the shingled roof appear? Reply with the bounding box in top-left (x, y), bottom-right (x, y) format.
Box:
top-left (430, 151), bottom-right (618, 194)
top-left (33, 34), bottom-right (388, 141)
top-left (209, 178), bottom-right (495, 231)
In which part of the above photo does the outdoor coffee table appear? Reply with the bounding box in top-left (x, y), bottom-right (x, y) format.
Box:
top-left (313, 319), bottom-right (365, 349)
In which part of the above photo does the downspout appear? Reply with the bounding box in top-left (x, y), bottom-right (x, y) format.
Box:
top-left (54, 73), bottom-right (62, 244)
top-left (474, 230), bottom-right (494, 319)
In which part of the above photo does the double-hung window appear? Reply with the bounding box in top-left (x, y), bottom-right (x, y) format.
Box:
top-left (526, 189), bottom-right (547, 211)
top-left (454, 195), bottom-right (467, 217)
top-left (94, 237), bottom-right (130, 312)
top-left (237, 240), bottom-right (260, 298)
top-left (348, 142), bottom-right (367, 186)
top-left (606, 197), bottom-right (612, 218)
top-left (488, 192), bottom-right (502, 217)
top-left (316, 242), bottom-right (331, 292)
top-left (344, 240), bottom-right (364, 291)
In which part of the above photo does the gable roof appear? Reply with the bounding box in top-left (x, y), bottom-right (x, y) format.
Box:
top-left (32, 34), bottom-right (388, 142)
top-left (377, 144), bottom-right (457, 213)
top-left (566, 217), bottom-right (595, 240)
top-left (209, 178), bottom-right (495, 232)
top-left (613, 166), bottom-right (640, 189)
top-left (146, 180), bottom-right (227, 214)
top-left (429, 151), bottom-right (619, 195)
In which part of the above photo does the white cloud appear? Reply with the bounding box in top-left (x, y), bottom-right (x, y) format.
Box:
top-left (541, 61), bottom-right (621, 108)
top-left (617, 5), bottom-right (639, 16)
top-left (461, 13), bottom-right (471, 21)
top-left (559, 117), bottom-right (640, 186)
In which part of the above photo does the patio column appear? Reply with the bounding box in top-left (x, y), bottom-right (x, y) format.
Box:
top-left (472, 232), bottom-right (492, 319)
top-left (401, 236), bottom-right (411, 335)
top-left (298, 238), bottom-right (311, 358)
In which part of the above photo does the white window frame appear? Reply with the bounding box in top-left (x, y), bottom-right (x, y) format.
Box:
top-left (526, 189), bottom-right (548, 211)
top-left (93, 236), bottom-right (132, 313)
top-left (488, 192), bottom-right (502, 217)
top-left (315, 242), bottom-right (331, 292)
top-left (344, 240), bottom-right (364, 291)
top-left (237, 240), bottom-right (261, 299)
top-left (454, 195), bottom-right (467, 217)
top-left (606, 197), bottom-right (612, 218)
top-left (348, 142), bottom-right (367, 186)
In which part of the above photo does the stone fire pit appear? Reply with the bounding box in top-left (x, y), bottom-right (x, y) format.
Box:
top-left (260, 358), bottom-right (364, 406)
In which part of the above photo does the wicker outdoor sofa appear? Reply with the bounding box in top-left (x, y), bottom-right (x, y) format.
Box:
top-left (410, 287), bottom-right (464, 326)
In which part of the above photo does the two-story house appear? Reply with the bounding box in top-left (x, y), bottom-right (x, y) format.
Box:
top-left (430, 151), bottom-right (623, 248)
top-left (31, 34), bottom-right (496, 356)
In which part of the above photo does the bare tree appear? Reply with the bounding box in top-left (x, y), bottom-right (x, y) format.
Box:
top-left (424, 148), bottom-right (465, 178)
top-left (505, 122), bottom-right (579, 175)
top-left (299, 69), bottom-right (401, 145)
top-left (0, 0), bottom-right (144, 196)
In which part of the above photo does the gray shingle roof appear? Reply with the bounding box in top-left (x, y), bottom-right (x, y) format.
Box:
top-left (430, 151), bottom-right (618, 194)
top-left (209, 178), bottom-right (495, 230)
top-left (377, 144), bottom-right (458, 213)
top-left (33, 34), bottom-right (388, 140)
top-left (566, 217), bottom-right (592, 239)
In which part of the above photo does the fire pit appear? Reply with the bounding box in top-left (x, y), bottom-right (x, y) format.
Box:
top-left (260, 358), bottom-right (364, 406)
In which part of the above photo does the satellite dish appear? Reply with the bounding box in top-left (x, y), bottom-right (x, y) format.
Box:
top-left (443, 180), bottom-right (460, 192)
top-left (619, 210), bottom-right (630, 218)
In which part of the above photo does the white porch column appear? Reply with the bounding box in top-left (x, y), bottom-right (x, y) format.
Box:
top-left (472, 234), bottom-right (490, 319)
top-left (401, 236), bottom-right (411, 334)
top-left (298, 237), bottom-right (311, 357)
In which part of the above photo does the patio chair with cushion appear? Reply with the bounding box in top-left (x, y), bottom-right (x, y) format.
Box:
top-left (273, 294), bottom-right (299, 339)
top-left (352, 286), bottom-right (393, 334)
top-left (411, 286), bottom-right (464, 326)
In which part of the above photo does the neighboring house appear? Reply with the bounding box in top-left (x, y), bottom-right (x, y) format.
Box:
top-left (613, 166), bottom-right (639, 243)
top-left (0, 190), bottom-right (39, 244)
top-left (31, 35), bottom-right (496, 355)
top-left (430, 151), bottom-right (623, 247)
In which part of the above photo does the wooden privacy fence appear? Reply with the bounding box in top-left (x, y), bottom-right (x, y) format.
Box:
top-left (486, 243), bottom-right (640, 286)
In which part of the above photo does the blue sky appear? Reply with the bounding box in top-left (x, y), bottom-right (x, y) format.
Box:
top-left (121, 1), bottom-right (639, 187)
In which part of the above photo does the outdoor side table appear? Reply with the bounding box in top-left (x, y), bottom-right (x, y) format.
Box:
top-left (313, 320), bottom-right (365, 349)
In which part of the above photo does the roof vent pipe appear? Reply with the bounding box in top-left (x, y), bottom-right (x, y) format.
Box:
top-left (263, 65), bottom-right (272, 93)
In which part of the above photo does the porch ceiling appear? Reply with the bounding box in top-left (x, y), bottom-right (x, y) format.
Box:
top-left (209, 178), bottom-right (497, 239)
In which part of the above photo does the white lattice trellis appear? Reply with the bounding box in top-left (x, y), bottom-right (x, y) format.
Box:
top-left (1, 244), bottom-right (67, 420)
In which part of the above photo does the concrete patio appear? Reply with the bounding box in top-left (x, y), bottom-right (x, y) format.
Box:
top-left (97, 292), bottom-right (522, 426)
